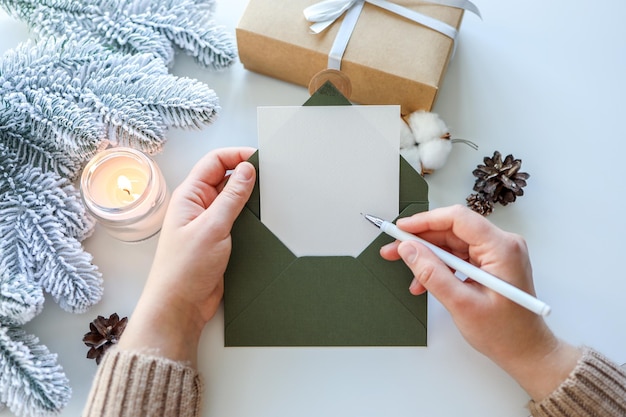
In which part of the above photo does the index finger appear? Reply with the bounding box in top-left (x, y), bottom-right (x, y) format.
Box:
top-left (396, 205), bottom-right (503, 250)
top-left (186, 147), bottom-right (256, 188)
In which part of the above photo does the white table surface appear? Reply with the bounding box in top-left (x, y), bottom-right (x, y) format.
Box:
top-left (2, 1), bottom-right (625, 416)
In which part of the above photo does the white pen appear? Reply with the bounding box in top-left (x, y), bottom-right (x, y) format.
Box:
top-left (363, 214), bottom-right (551, 317)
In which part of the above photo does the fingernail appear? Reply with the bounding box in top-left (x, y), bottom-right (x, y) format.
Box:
top-left (396, 217), bottom-right (409, 226)
top-left (409, 277), bottom-right (420, 292)
top-left (398, 243), bottom-right (417, 264)
top-left (380, 242), bottom-right (394, 252)
top-left (233, 163), bottom-right (254, 181)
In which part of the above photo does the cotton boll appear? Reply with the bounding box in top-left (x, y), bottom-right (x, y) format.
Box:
top-left (417, 138), bottom-right (453, 173)
top-left (400, 146), bottom-right (422, 173)
top-left (400, 119), bottom-right (416, 149)
top-left (405, 111), bottom-right (449, 144)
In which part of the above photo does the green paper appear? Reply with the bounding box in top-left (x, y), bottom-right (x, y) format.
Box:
top-left (224, 83), bottom-right (429, 346)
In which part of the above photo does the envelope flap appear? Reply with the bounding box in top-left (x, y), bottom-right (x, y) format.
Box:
top-left (400, 156), bottom-right (428, 211)
top-left (357, 202), bottom-right (429, 330)
top-left (304, 81), bottom-right (352, 107)
top-left (225, 206), bottom-right (296, 325)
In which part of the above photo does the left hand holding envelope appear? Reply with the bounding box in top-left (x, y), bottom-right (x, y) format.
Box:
top-left (117, 147), bottom-right (257, 366)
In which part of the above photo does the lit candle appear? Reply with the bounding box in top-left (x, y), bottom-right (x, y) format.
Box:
top-left (80, 147), bottom-right (170, 242)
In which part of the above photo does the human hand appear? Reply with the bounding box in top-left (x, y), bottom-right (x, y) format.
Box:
top-left (380, 205), bottom-right (580, 400)
top-left (118, 147), bottom-right (256, 365)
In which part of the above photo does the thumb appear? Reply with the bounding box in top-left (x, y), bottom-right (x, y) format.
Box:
top-left (398, 240), bottom-right (470, 312)
top-left (203, 161), bottom-right (256, 230)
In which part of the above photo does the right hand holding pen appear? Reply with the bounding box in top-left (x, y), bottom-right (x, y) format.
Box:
top-left (380, 205), bottom-right (581, 401)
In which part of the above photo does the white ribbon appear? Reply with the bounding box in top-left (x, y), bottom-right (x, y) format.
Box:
top-left (304, 0), bottom-right (481, 70)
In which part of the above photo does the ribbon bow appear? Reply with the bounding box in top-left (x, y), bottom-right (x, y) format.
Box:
top-left (304, 0), bottom-right (481, 70)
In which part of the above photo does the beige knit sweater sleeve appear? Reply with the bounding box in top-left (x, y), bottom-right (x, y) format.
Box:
top-left (84, 346), bottom-right (625, 417)
top-left (82, 348), bottom-right (203, 417)
top-left (529, 347), bottom-right (626, 416)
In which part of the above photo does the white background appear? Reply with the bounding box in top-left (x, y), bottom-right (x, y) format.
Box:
top-left (1, 0), bottom-right (625, 416)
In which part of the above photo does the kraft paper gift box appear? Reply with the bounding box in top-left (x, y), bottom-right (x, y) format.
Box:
top-left (236, 0), bottom-right (467, 115)
top-left (223, 83), bottom-right (429, 346)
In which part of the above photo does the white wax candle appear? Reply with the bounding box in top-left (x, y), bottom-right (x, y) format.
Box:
top-left (89, 158), bottom-right (149, 207)
top-left (80, 147), bottom-right (169, 242)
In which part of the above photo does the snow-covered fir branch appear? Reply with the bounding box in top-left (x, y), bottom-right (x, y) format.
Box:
top-left (0, 1), bottom-right (233, 415)
top-left (0, 38), bottom-right (220, 179)
top-left (0, 143), bottom-right (103, 313)
top-left (0, 265), bottom-right (44, 326)
top-left (0, 325), bottom-right (71, 417)
top-left (0, 0), bottom-right (237, 69)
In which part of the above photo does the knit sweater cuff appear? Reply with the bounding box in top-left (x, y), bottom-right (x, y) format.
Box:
top-left (528, 346), bottom-right (626, 417)
top-left (83, 348), bottom-right (203, 417)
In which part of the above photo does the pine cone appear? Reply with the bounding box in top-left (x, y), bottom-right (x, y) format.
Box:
top-left (83, 313), bottom-right (128, 364)
top-left (466, 193), bottom-right (495, 216)
top-left (472, 151), bottom-right (529, 206)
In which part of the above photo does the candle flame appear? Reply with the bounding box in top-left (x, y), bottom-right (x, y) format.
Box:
top-left (117, 175), bottom-right (133, 195)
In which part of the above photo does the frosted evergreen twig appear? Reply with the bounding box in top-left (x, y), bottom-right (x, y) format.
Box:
top-left (0, 1), bottom-right (232, 415)
top-left (0, 144), bottom-right (102, 313)
top-left (0, 325), bottom-right (71, 417)
top-left (0, 0), bottom-right (238, 69)
top-left (0, 265), bottom-right (44, 326)
top-left (0, 38), bottom-right (220, 178)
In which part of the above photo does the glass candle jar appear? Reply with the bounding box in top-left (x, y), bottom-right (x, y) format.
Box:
top-left (80, 147), bottom-right (170, 242)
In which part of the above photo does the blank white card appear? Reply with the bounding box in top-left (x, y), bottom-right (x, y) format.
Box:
top-left (258, 105), bottom-right (399, 257)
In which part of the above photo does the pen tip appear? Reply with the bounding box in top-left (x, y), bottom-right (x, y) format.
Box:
top-left (362, 213), bottom-right (384, 228)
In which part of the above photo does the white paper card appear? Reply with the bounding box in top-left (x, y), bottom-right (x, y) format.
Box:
top-left (258, 105), bottom-right (400, 257)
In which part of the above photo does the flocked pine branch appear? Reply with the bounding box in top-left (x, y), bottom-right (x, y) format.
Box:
top-left (0, 2), bottom-right (232, 415)
top-left (0, 38), bottom-right (220, 179)
top-left (0, 325), bottom-right (71, 417)
top-left (0, 264), bottom-right (44, 326)
top-left (0, 142), bottom-right (102, 313)
top-left (0, 0), bottom-right (238, 70)
top-left (0, 118), bottom-right (87, 181)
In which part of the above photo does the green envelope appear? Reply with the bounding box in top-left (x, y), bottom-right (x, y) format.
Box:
top-left (224, 82), bottom-right (429, 346)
